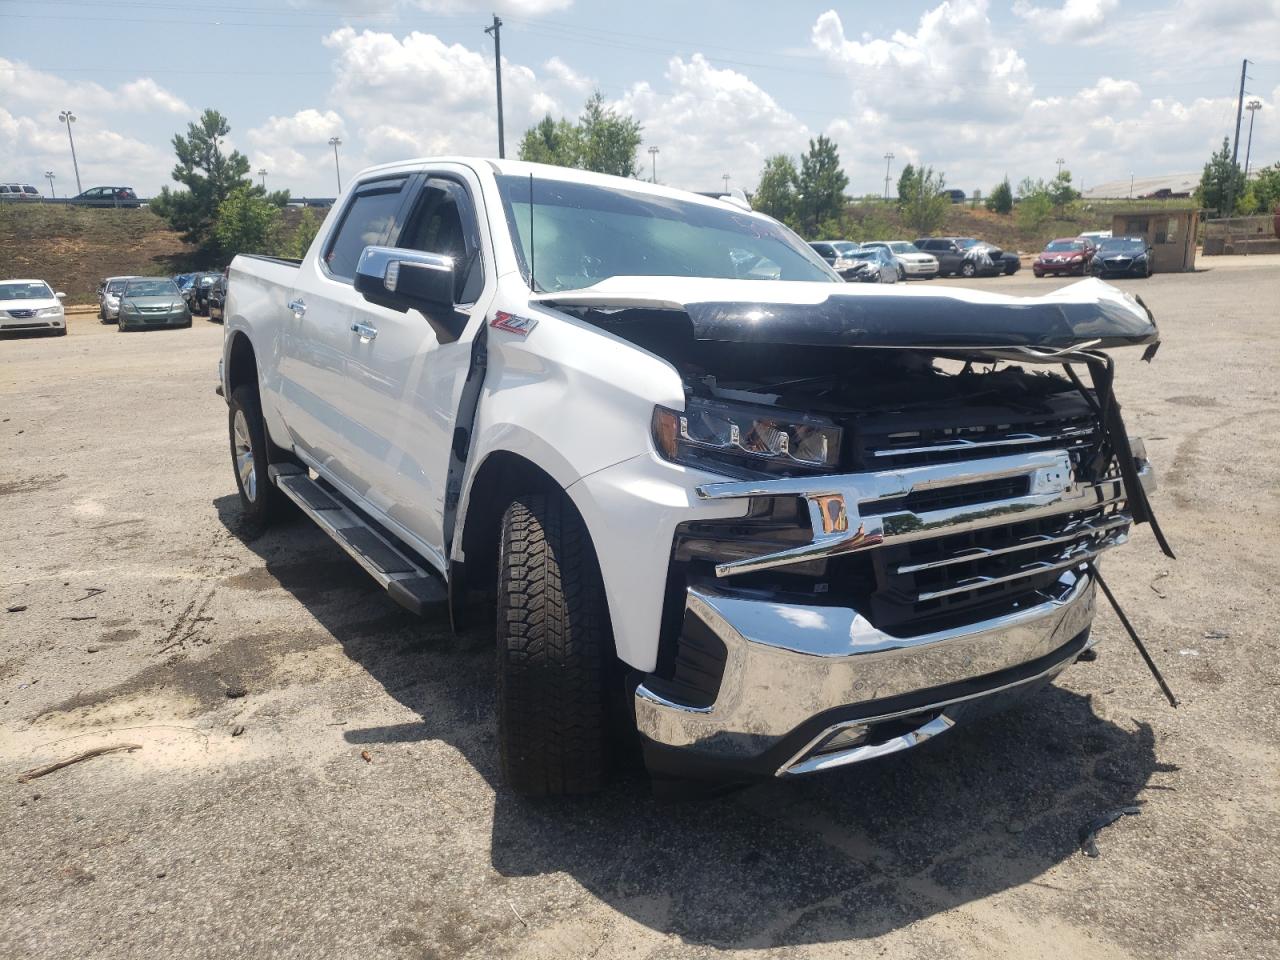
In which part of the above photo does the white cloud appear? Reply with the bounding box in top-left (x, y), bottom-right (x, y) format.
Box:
top-left (811, 2), bottom-right (1032, 123)
top-left (0, 59), bottom-right (190, 115)
top-left (1011, 0), bottom-right (1118, 42)
top-left (0, 107), bottom-right (173, 195)
top-left (617, 54), bottom-right (811, 191)
top-left (316, 27), bottom-right (567, 175)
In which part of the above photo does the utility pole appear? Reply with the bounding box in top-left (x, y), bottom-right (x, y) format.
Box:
top-left (1244, 100), bottom-right (1262, 178)
top-left (59, 110), bottom-right (81, 195)
top-left (647, 145), bottom-right (659, 182)
top-left (1228, 58), bottom-right (1250, 213)
top-left (258, 168), bottom-right (267, 189)
top-left (44, 171), bottom-right (56, 198)
top-left (328, 137), bottom-right (342, 193)
top-left (883, 152), bottom-right (894, 200)
top-left (484, 15), bottom-right (505, 159)
top-left (722, 172), bottom-right (731, 193)
top-left (1055, 157), bottom-right (1066, 177)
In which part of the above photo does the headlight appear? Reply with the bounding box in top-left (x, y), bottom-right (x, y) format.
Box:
top-left (122, 302), bottom-right (139, 312)
top-left (1134, 253), bottom-right (1148, 261)
top-left (37, 305), bottom-right (63, 317)
top-left (833, 258), bottom-right (854, 269)
top-left (652, 398), bottom-right (842, 475)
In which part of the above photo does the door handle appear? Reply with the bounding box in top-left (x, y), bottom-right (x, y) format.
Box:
top-left (287, 298), bottom-right (306, 318)
top-left (351, 321), bottom-right (378, 342)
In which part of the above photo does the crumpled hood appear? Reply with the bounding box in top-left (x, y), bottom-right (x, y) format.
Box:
top-left (534, 275), bottom-right (1158, 351)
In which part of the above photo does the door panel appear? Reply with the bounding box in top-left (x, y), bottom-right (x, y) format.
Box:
top-left (277, 174), bottom-right (414, 492)
top-left (341, 175), bottom-right (491, 566)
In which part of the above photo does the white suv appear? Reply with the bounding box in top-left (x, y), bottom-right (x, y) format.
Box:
top-left (860, 240), bottom-right (939, 280)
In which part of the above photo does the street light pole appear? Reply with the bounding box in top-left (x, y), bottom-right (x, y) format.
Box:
top-left (1244, 100), bottom-right (1262, 179)
top-left (258, 168), bottom-right (267, 190)
top-left (1056, 157), bottom-right (1066, 177)
top-left (1129, 171), bottom-right (1134, 199)
top-left (59, 110), bottom-right (81, 195)
top-left (883, 152), bottom-right (895, 200)
top-left (328, 137), bottom-right (342, 194)
top-left (722, 172), bottom-right (731, 194)
top-left (44, 171), bottom-right (56, 199)
top-left (648, 145), bottom-right (659, 183)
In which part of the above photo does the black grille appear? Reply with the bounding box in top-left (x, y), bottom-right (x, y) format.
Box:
top-left (848, 392), bottom-right (1099, 470)
top-left (862, 475), bottom-right (1029, 516)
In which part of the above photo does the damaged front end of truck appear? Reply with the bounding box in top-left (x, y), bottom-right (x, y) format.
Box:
top-left (540, 277), bottom-right (1171, 786)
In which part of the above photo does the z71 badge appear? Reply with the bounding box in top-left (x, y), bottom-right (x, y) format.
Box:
top-left (490, 311), bottom-right (537, 336)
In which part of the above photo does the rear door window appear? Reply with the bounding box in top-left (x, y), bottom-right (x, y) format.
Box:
top-left (322, 176), bottom-right (411, 281)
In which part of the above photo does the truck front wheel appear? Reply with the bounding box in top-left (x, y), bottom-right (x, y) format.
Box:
top-left (496, 492), bottom-right (610, 796)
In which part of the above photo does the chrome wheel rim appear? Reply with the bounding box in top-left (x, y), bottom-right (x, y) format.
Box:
top-left (233, 409), bottom-right (256, 502)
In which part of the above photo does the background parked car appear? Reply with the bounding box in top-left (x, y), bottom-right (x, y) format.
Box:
top-left (915, 237), bottom-right (1007, 278)
top-left (841, 246), bottom-right (899, 283)
top-left (1091, 236), bottom-right (1154, 279)
top-left (206, 273), bottom-right (226, 323)
top-left (1, 183), bottom-right (41, 201)
top-left (1033, 237), bottom-right (1097, 277)
top-left (117, 277), bottom-right (191, 331)
top-left (70, 187), bottom-right (140, 208)
top-left (946, 189), bottom-right (967, 204)
top-left (188, 271), bottom-right (222, 315)
top-left (808, 240), bottom-right (860, 265)
top-left (98, 275), bottom-right (139, 321)
top-left (861, 240), bottom-right (939, 280)
top-left (0, 279), bottom-right (66, 335)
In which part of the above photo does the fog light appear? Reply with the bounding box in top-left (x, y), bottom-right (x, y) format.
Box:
top-left (814, 724), bottom-right (868, 756)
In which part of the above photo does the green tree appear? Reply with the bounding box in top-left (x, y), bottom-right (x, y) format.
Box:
top-left (796, 135), bottom-right (848, 236)
top-left (517, 93), bottom-right (641, 178)
top-left (517, 114), bottom-right (581, 168)
top-left (899, 164), bottom-right (949, 234)
top-left (986, 177), bottom-right (1014, 214)
top-left (277, 206), bottom-right (321, 259)
top-left (896, 163), bottom-right (917, 203)
top-left (214, 186), bottom-right (280, 258)
top-left (150, 109), bottom-right (287, 257)
top-left (1015, 181), bottom-right (1054, 231)
top-left (1195, 137), bottom-right (1246, 214)
top-left (1048, 169), bottom-right (1080, 207)
top-left (753, 154), bottom-right (799, 225)
top-left (1247, 162), bottom-right (1280, 213)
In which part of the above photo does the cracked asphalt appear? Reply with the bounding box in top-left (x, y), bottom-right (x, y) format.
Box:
top-left (2, 257), bottom-right (1278, 959)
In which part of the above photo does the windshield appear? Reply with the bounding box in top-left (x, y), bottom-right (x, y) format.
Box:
top-left (1099, 238), bottom-right (1145, 253)
top-left (106, 280), bottom-right (128, 294)
top-left (123, 279), bottom-right (180, 297)
top-left (955, 238), bottom-right (978, 249)
top-left (1045, 240), bottom-right (1085, 252)
top-left (849, 250), bottom-right (882, 262)
top-left (887, 242), bottom-right (919, 254)
top-left (831, 241), bottom-right (860, 255)
top-left (497, 175), bottom-right (834, 291)
top-left (0, 281), bottom-right (53, 301)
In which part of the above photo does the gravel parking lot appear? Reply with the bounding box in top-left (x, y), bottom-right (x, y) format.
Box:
top-left (3, 260), bottom-right (1278, 960)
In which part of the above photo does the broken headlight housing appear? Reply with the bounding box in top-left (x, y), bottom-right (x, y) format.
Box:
top-left (652, 398), bottom-right (842, 476)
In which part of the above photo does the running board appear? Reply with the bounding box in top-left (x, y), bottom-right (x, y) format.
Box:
top-left (268, 464), bottom-right (447, 617)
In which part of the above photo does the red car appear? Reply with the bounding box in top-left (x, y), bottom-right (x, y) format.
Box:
top-left (1033, 237), bottom-right (1096, 277)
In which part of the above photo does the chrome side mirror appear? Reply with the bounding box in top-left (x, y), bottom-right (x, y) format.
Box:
top-left (354, 246), bottom-right (464, 344)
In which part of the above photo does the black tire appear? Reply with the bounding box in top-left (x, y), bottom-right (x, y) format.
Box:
top-left (228, 384), bottom-right (286, 534)
top-left (960, 260), bottom-right (977, 278)
top-left (497, 492), bottom-right (610, 796)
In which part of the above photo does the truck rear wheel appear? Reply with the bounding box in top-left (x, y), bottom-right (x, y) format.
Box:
top-left (228, 385), bottom-right (286, 535)
top-left (496, 492), bottom-right (610, 796)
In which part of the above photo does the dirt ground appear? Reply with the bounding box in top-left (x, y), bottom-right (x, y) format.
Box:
top-left (2, 260), bottom-right (1278, 960)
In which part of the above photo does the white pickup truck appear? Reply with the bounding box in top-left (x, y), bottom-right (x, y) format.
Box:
top-left (221, 158), bottom-right (1167, 796)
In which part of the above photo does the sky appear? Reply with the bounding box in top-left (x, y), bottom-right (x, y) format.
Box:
top-left (2, 0), bottom-right (1278, 199)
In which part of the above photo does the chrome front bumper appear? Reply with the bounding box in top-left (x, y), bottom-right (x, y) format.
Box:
top-left (636, 569), bottom-right (1095, 776)
top-left (635, 444), bottom-right (1155, 780)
